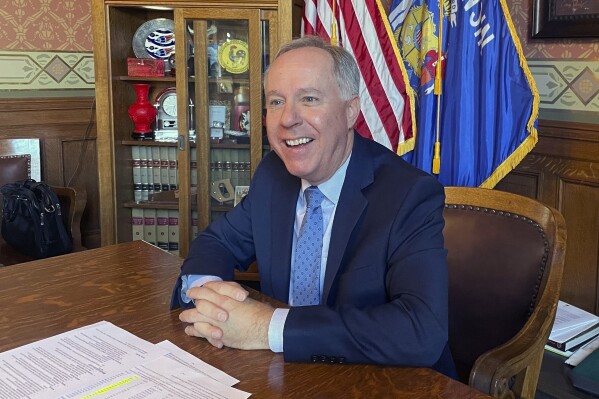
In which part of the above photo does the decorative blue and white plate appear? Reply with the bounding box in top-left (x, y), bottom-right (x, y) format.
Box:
top-left (132, 19), bottom-right (175, 59)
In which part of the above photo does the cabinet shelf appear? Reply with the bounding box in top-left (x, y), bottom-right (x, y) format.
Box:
top-left (119, 76), bottom-right (177, 83)
top-left (124, 200), bottom-right (181, 210)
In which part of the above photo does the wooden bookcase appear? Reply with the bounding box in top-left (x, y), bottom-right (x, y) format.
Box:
top-left (91, 1), bottom-right (293, 267)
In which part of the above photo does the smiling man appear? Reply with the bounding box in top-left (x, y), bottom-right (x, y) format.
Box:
top-left (172, 35), bottom-right (456, 377)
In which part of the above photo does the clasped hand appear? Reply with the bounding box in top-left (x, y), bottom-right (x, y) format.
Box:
top-left (179, 281), bottom-right (274, 350)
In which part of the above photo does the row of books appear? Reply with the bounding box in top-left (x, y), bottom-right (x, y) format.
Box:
top-left (545, 300), bottom-right (599, 357)
top-left (131, 208), bottom-right (201, 256)
top-left (131, 146), bottom-right (251, 203)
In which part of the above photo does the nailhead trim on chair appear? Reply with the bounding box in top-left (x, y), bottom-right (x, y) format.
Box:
top-left (0, 154), bottom-right (31, 177)
top-left (445, 204), bottom-right (550, 317)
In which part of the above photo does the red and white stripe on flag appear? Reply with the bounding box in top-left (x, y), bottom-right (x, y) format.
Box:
top-left (302, 0), bottom-right (415, 155)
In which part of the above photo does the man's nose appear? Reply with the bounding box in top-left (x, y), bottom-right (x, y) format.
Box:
top-left (280, 103), bottom-right (301, 127)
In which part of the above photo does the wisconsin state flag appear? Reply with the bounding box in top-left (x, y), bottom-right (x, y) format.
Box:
top-left (390, 0), bottom-right (539, 187)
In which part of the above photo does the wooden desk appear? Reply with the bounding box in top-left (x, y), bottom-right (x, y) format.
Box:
top-left (0, 241), bottom-right (491, 398)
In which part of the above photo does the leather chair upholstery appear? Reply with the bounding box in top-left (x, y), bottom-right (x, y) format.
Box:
top-left (444, 187), bottom-right (566, 399)
top-left (0, 155), bottom-right (30, 184)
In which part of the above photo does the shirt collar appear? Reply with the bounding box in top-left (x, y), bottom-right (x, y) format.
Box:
top-left (300, 152), bottom-right (351, 206)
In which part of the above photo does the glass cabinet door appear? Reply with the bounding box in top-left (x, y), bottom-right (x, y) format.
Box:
top-left (175, 9), bottom-right (271, 256)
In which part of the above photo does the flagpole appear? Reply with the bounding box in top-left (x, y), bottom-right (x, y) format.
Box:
top-left (432, 0), bottom-right (443, 175)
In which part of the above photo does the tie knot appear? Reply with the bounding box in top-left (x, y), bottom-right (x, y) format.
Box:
top-left (304, 186), bottom-right (324, 209)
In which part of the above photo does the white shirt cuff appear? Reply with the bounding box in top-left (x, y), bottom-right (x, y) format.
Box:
top-left (180, 275), bottom-right (223, 304)
top-left (268, 308), bottom-right (289, 353)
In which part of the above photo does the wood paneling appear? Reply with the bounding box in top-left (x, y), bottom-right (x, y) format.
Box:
top-left (498, 120), bottom-right (599, 314)
top-left (0, 97), bottom-right (100, 249)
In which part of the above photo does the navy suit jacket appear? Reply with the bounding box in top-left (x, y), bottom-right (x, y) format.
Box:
top-left (172, 132), bottom-right (456, 377)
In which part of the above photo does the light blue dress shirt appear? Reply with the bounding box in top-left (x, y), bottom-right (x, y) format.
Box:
top-left (182, 154), bottom-right (350, 352)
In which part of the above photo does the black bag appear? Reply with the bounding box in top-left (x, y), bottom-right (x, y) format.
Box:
top-left (0, 179), bottom-right (72, 259)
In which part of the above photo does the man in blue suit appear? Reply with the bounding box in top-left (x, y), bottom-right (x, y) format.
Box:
top-left (173, 35), bottom-right (455, 376)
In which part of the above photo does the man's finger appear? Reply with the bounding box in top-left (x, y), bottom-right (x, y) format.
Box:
top-left (204, 280), bottom-right (249, 301)
top-left (195, 298), bottom-right (229, 322)
top-left (184, 322), bottom-right (223, 340)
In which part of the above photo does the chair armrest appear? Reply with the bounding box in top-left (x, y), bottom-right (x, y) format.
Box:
top-left (471, 305), bottom-right (557, 398)
top-left (51, 186), bottom-right (87, 251)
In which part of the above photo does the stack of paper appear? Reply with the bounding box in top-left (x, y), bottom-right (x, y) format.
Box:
top-left (546, 301), bottom-right (599, 356)
top-left (0, 321), bottom-right (250, 399)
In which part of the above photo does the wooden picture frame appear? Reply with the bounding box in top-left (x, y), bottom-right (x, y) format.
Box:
top-left (532, 0), bottom-right (599, 38)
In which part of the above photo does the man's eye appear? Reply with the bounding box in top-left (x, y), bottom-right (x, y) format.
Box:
top-left (269, 99), bottom-right (283, 106)
top-left (303, 96), bottom-right (317, 103)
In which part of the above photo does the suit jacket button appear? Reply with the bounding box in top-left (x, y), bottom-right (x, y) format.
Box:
top-left (320, 355), bottom-right (328, 362)
top-left (339, 357), bottom-right (346, 364)
top-left (311, 355), bottom-right (319, 363)
top-left (329, 356), bottom-right (337, 363)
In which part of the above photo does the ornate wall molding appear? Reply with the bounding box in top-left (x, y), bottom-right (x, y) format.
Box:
top-left (0, 50), bottom-right (94, 95)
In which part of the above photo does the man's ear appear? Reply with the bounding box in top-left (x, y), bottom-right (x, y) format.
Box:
top-left (346, 95), bottom-right (361, 129)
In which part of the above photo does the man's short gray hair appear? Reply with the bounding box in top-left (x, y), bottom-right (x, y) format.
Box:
top-left (264, 35), bottom-right (360, 101)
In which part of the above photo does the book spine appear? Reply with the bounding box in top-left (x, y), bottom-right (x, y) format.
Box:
top-left (143, 208), bottom-right (156, 245)
top-left (131, 208), bottom-right (144, 241)
top-left (546, 339), bottom-right (566, 351)
top-left (156, 209), bottom-right (169, 251)
top-left (168, 209), bottom-right (179, 256)
top-left (151, 146), bottom-right (162, 192)
top-left (159, 146), bottom-right (170, 191)
top-left (139, 146), bottom-right (149, 201)
top-left (145, 146), bottom-right (155, 198)
top-left (131, 146), bottom-right (142, 203)
top-left (168, 147), bottom-right (178, 190)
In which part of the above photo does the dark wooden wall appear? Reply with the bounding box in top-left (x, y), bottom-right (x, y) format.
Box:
top-left (0, 97), bottom-right (100, 249)
top-left (497, 120), bottom-right (599, 314)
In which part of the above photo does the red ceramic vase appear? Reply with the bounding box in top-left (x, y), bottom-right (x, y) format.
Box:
top-left (128, 83), bottom-right (156, 140)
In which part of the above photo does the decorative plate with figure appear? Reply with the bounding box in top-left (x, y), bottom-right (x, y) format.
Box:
top-left (133, 19), bottom-right (175, 59)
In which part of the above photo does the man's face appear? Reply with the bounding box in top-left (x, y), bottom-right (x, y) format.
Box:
top-left (264, 47), bottom-right (359, 185)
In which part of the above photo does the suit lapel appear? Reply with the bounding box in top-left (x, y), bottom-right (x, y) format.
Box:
top-left (268, 170), bottom-right (300, 302)
top-left (323, 134), bottom-right (374, 301)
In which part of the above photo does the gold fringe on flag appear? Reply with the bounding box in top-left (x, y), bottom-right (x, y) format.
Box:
top-left (377, 0), bottom-right (417, 156)
top-left (480, 0), bottom-right (540, 188)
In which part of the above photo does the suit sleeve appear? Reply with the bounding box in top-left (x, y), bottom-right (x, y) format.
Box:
top-left (170, 175), bottom-right (258, 309)
top-left (283, 176), bottom-right (448, 367)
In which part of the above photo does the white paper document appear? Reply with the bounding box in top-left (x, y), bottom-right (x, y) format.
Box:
top-left (0, 321), bottom-right (250, 399)
top-left (566, 335), bottom-right (599, 366)
top-left (549, 300), bottom-right (599, 343)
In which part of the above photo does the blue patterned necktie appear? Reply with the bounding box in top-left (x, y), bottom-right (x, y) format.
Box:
top-left (292, 186), bottom-right (325, 306)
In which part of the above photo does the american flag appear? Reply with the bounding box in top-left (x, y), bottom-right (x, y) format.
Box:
top-left (303, 0), bottom-right (415, 155)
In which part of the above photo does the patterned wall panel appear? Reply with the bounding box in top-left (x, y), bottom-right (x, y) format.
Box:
top-left (0, 0), bottom-right (93, 97)
top-left (0, 1), bottom-right (92, 51)
top-left (528, 60), bottom-right (599, 113)
top-left (507, 0), bottom-right (599, 122)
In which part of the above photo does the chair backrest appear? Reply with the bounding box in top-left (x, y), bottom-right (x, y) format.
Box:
top-left (443, 187), bottom-right (566, 398)
top-left (0, 139), bottom-right (41, 187)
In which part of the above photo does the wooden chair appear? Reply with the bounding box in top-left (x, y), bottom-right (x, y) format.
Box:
top-left (0, 138), bottom-right (87, 266)
top-left (443, 187), bottom-right (566, 398)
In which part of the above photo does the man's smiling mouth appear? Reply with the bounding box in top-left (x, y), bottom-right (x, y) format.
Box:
top-left (285, 137), bottom-right (313, 147)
